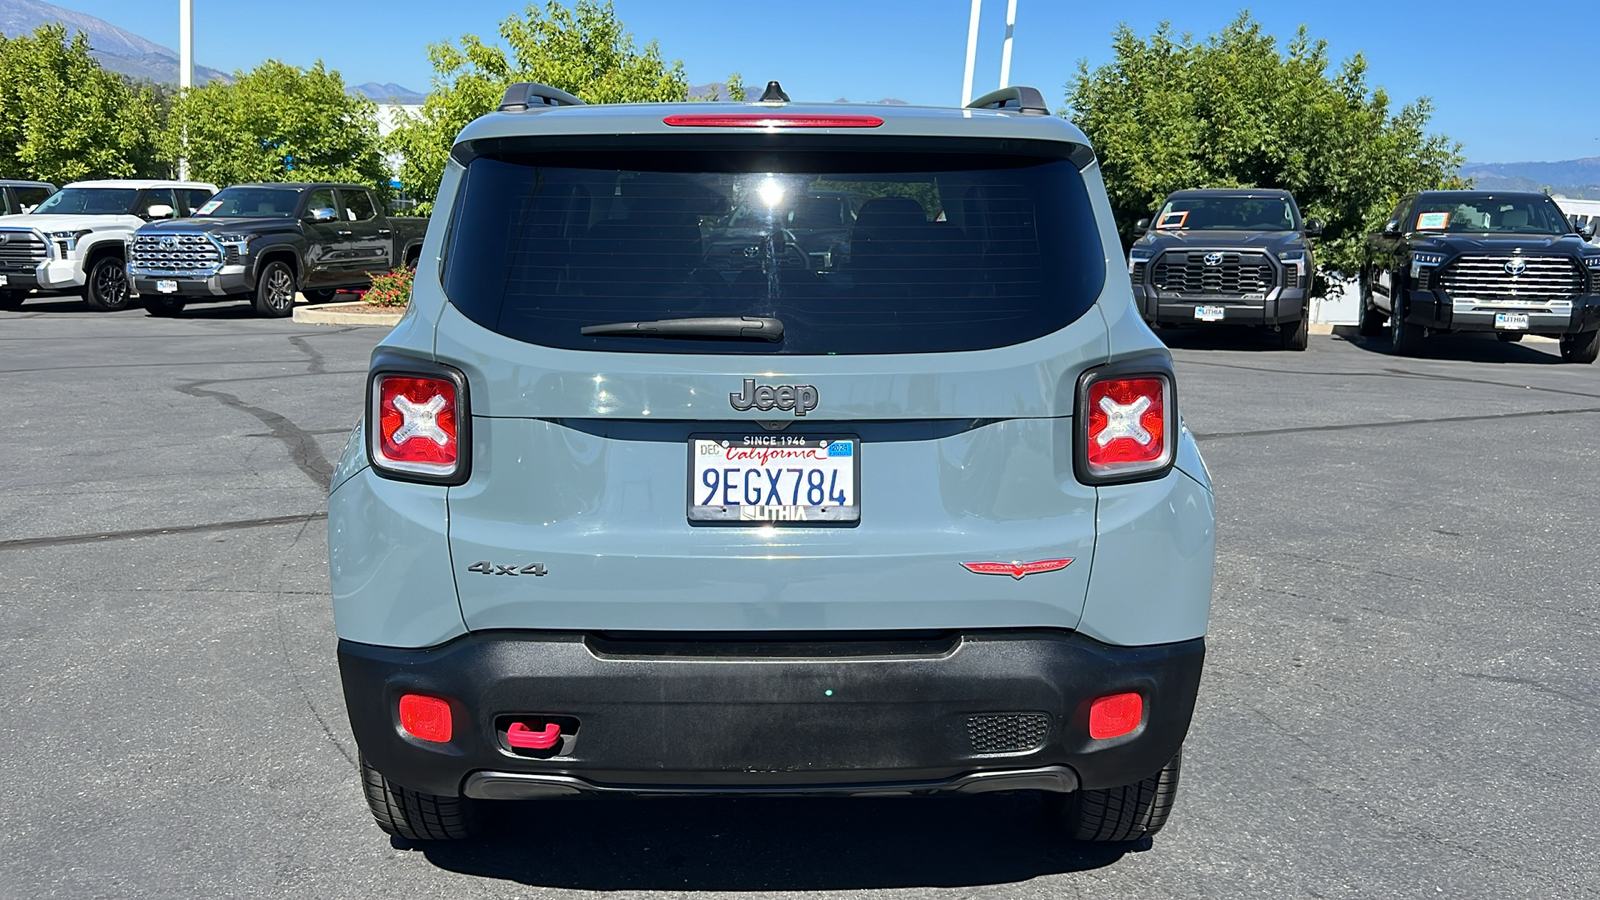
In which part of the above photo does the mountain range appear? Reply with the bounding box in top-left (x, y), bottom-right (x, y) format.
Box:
top-left (1460, 159), bottom-right (1600, 199)
top-left (0, 0), bottom-right (424, 103)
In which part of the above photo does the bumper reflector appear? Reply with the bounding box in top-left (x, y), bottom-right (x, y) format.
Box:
top-left (399, 694), bottom-right (453, 743)
top-left (1088, 692), bottom-right (1143, 740)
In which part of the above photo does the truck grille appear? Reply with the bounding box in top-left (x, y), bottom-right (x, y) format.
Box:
top-left (129, 232), bottom-right (222, 276)
top-left (1151, 251), bottom-right (1276, 297)
top-left (1437, 255), bottom-right (1581, 304)
top-left (0, 228), bottom-right (47, 273)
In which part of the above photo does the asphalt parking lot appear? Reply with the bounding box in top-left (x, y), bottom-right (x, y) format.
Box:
top-left (1, 297), bottom-right (1596, 899)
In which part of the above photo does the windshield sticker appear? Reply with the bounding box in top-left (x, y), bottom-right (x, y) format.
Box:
top-left (195, 199), bottom-right (222, 216)
top-left (1415, 211), bottom-right (1449, 231)
top-left (1156, 211), bottom-right (1189, 230)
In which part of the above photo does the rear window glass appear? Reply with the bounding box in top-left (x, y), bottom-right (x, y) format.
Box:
top-left (442, 146), bottom-right (1106, 354)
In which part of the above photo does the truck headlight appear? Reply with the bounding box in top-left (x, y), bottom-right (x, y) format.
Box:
top-left (216, 233), bottom-right (252, 256)
top-left (1410, 252), bottom-right (1446, 278)
top-left (46, 229), bottom-right (92, 253)
top-left (1580, 256), bottom-right (1600, 270)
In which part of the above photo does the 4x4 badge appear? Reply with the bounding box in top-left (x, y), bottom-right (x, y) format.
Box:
top-left (730, 378), bottom-right (818, 416)
top-left (960, 558), bottom-right (1074, 580)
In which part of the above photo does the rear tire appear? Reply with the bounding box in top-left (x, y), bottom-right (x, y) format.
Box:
top-left (1389, 282), bottom-right (1424, 356)
top-left (1279, 310), bottom-right (1309, 351)
top-left (1059, 752), bottom-right (1182, 842)
top-left (1496, 332), bottom-right (1523, 343)
top-left (251, 260), bottom-right (297, 318)
top-left (0, 289), bottom-right (23, 310)
top-left (304, 288), bottom-right (340, 303)
top-left (83, 255), bottom-right (131, 311)
top-left (1357, 272), bottom-right (1385, 337)
top-left (143, 294), bottom-right (186, 317)
top-left (360, 755), bottom-right (477, 841)
top-left (1560, 330), bottom-right (1599, 364)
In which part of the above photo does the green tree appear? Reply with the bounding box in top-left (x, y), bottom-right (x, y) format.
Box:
top-left (164, 60), bottom-right (388, 192)
top-left (389, 0), bottom-right (741, 211)
top-left (0, 24), bottom-right (165, 182)
top-left (1065, 13), bottom-right (1465, 275)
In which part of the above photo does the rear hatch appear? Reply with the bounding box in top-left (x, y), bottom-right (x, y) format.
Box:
top-left (434, 129), bottom-right (1113, 633)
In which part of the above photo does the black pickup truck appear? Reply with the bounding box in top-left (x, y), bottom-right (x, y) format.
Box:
top-left (127, 183), bottom-right (426, 318)
top-left (1360, 190), bottom-right (1600, 363)
top-left (1127, 188), bottom-right (1321, 350)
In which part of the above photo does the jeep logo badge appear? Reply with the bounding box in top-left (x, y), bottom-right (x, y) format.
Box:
top-left (730, 378), bottom-right (819, 416)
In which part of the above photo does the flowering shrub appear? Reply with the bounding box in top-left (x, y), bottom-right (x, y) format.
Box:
top-left (363, 267), bottom-right (413, 307)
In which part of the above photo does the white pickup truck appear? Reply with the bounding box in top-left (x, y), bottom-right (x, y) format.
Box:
top-left (0, 179), bottom-right (216, 310)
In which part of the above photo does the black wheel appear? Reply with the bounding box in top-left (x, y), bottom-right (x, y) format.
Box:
top-left (143, 294), bottom-right (186, 317)
top-left (1059, 752), bottom-right (1182, 842)
top-left (304, 288), bottom-right (340, 303)
top-left (0, 289), bottom-right (23, 310)
top-left (1357, 271), bottom-right (1385, 337)
top-left (1279, 308), bottom-right (1309, 351)
top-left (1560, 330), bottom-right (1599, 364)
top-left (251, 261), bottom-right (297, 318)
top-left (360, 755), bottom-right (477, 841)
top-left (1496, 332), bottom-right (1524, 343)
top-left (1388, 280), bottom-right (1424, 356)
top-left (83, 255), bottom-right (131, 311)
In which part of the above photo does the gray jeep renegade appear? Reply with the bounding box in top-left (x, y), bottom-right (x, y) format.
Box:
top-left (328, 82), bottom-right (1216, 845)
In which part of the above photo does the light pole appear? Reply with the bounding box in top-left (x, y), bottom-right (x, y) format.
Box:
top-left (999, 0), bottom-right (1017, 88)
top-left (178, 0), bottom-right (192, 180)
top-left (960, 0), bottom-right (981, 107)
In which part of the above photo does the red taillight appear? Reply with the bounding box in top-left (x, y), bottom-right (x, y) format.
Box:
top-left (399, 694), bottom-right (453, 743)
top-left (1080, 373), bottom-right (1174, 482)
top-left (662, 113), bottom-right (884, 128)
top-left (1088, 692), bottom-right (1143, 740)
top-left (370, 373), bottom-right (461, 479)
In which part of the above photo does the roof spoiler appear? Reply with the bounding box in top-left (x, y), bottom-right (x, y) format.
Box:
top-left (965, 86), bottom-right (1049, 116)
top-left (498, 82), bottom-right (585, 112)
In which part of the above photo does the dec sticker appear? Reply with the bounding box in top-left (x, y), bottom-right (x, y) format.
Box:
top-left (1415, 211), bottom-right (1449, 230)
top-left (1156, 210), bottom-right (1190, 229)
top-left (195, 199), bottom-right (222, 216)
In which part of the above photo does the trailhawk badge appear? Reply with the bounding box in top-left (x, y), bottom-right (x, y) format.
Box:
top-left (960, 558), bottom-right (1075, 580)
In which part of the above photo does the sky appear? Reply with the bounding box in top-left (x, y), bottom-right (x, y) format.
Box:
top-left (58, 0), bottom-right (1581, 164)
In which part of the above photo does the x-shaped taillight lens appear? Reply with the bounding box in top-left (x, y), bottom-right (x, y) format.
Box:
top-left (1079, 373), bottom-right (1174, 482)
top-left (370, 373), bottom-right (463, 480)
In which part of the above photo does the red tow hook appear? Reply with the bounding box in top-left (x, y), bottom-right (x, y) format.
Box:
top-left (507, 721), bottom-right (561, 750)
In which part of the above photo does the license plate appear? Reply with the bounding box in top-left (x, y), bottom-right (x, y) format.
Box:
top-left (1195, 305), bottom-right (1225, 322)
top-left (156, 280), bottom-right (178, 293)
top-left (1495, 312), bottom-right (1529, 330)
top-left (690, 436), bottom-right (859, 523)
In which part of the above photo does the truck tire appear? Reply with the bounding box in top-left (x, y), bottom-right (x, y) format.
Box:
top-left (360, 755), bottom-right (477, 841)
top-left (83, 255), bottom-right (131, 311)
top-left (1388, 283), bottom-right (1424, 356)
top-left (143, 294), bottom-right (186, 317)
top-left (0, 290), bottom-right (23, 310)
top-left (1560, 330), bottom-right (1599, 364)
top-left (1357, 273), bottom-right (1385, 337)
top-left (304, 288), bottom-right (340, 303)
top-left (1059, 752), bottom-right (1182, 842)
top-left (1279, 307), bottom-right (1309, 351)
top-left (251, 260), bottom-right (297, 318)
top-left (1496, 332), bottom-right (1523, 343)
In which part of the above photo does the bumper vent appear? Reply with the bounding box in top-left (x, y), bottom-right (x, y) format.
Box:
top-left (0, 229), bottom-right (47, 272)
top-left (966, 713), bottom-right (1050, 754)
top-left (1438, 255), bottom-right (1581, 304)
top-left (1151, 251), bottom-right (1275, 297)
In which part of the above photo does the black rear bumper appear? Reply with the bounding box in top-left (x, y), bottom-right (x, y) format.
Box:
top-left (340, 630), bottom-right (1205, 799)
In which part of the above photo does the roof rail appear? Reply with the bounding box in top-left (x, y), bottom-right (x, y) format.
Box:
top-left (965, 86), bottom-right (1049, 116)
top-left (498, 82), bottom-right (585, 112)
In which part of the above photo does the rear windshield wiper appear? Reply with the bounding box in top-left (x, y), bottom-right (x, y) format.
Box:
top-left (580, 316), bottom-right (785, 342)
